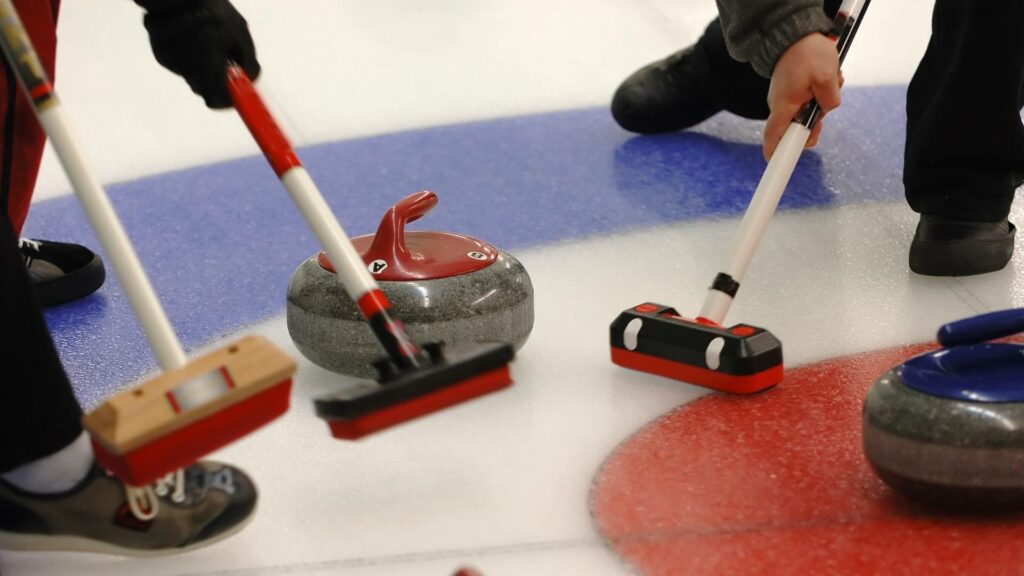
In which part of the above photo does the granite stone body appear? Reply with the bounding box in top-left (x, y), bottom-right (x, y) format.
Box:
top-left (863, 367), bottom-right (1024, 510)
top-left (287, 250), bottom-right (533, 377)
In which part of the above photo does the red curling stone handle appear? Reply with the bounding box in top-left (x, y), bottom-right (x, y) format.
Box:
top-left (368, 190), bottom-right (435, 270)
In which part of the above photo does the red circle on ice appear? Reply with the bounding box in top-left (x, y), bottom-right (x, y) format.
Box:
top-left (591, 342), bottom-right (1024, 574)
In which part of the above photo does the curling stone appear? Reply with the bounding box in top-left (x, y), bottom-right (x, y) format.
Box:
top-left (287, 190), bottom-right (533, 377)
top-left (863, 309), bottom-right (1024, 511)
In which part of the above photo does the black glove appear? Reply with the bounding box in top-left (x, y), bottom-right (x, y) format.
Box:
top-left (135, 0), bottom-right (260, 109)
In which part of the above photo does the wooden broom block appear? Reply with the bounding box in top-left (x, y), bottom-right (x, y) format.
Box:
top-left (83, 334), bottom-right (296, 455)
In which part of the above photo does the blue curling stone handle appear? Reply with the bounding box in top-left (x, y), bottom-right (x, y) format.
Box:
top-left (937, 308), bottom-right (1024, 347)
top-left (899, 343), bottom-right (1024, 402)
top-left (898, 308), bottom-right (1024, 402)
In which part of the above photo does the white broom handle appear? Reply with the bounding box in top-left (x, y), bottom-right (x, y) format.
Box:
top-left (697, 0), bottom-right (871, 325)
top-left (279, 167), bottom-right (378, 301)
top-left (698, 123), bottom-right (810, 324)
top-left (0, 0), bottom-right (186, 370)
top-left (37, 107), bottom-right (187, 369)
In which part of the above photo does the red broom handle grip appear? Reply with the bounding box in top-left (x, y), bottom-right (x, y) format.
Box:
top-left (226, 65), bottom-right (301, 177)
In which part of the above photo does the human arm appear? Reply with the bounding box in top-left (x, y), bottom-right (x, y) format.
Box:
top-left (134, 0), bottom-right (260, 109)
top-left (715, 1), bottom-right (840, 159)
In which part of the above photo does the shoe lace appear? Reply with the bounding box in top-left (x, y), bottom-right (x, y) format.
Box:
top-left (18, 238), bottom-right (41, 266)
top-left (124, 468), bottom-right (186, 521)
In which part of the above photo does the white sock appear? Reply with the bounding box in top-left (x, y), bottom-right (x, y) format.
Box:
top-left (2, 432), bottom-right (94, 494)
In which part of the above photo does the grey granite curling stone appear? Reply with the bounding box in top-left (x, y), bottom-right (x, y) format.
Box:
top-left (287, 191), bottom-right (533, 377)
top-left (863, 309), bottom-right (1024, 511)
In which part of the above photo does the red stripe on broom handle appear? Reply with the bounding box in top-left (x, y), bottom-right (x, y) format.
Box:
top-left (226, 65), bottom-right (301, 177)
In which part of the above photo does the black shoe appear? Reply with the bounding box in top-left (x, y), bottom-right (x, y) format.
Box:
top-left (20, 238), bottom-right (106, 307)
top-left (909, 215), bottom-right (1016, 276)
top-left (611, 18), bottom-right (770, 134)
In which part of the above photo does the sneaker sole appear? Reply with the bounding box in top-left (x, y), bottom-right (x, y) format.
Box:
top-left (0, 502), bottom-right (255, 557)
top-left (33, 253), bottom-right (106, 307)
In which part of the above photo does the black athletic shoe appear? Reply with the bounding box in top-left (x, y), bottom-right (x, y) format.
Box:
top-left (909, 215), bottom-right (1016, 276)
top-left (0, 461), bottom-right (257, 556)
top-left (611, 18), bottom-right (770, 134)
top-left (20, 238), bottom-right (106, 307)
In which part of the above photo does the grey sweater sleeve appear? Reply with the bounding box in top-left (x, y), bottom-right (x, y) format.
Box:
top-left (715, 1), bottom-right (832, 78)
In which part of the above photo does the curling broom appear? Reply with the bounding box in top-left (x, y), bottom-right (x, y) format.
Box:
top-left (610, 0), bottom-right (871, 394)
top-left (226, 66), bottom-right (514, 440)
top-left (0, 0), bottom-right (296, 486)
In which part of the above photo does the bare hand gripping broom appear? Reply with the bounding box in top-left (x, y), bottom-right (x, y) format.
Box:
top-left (0, 0), bottom-right (296, 486)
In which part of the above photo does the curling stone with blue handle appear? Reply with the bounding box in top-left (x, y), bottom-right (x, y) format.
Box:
top-left (863, 308), bottom-right (1024, 510)
top-left (287, 191), bottom-right (534, 377)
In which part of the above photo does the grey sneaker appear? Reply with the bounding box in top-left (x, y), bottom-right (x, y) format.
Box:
top-left (0, 460), bottom-right (257, 556)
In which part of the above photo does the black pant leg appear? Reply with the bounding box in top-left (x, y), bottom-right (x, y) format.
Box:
top-left (904, 0), bottom-right (1024, 221)
top-left (0, 214), bottom-right (82, 473)
top-left (0, 0), bottom-right (81, 473)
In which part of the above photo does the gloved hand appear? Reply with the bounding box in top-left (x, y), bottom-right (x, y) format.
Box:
top-left (135, 0), bottom-right (260, 109)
